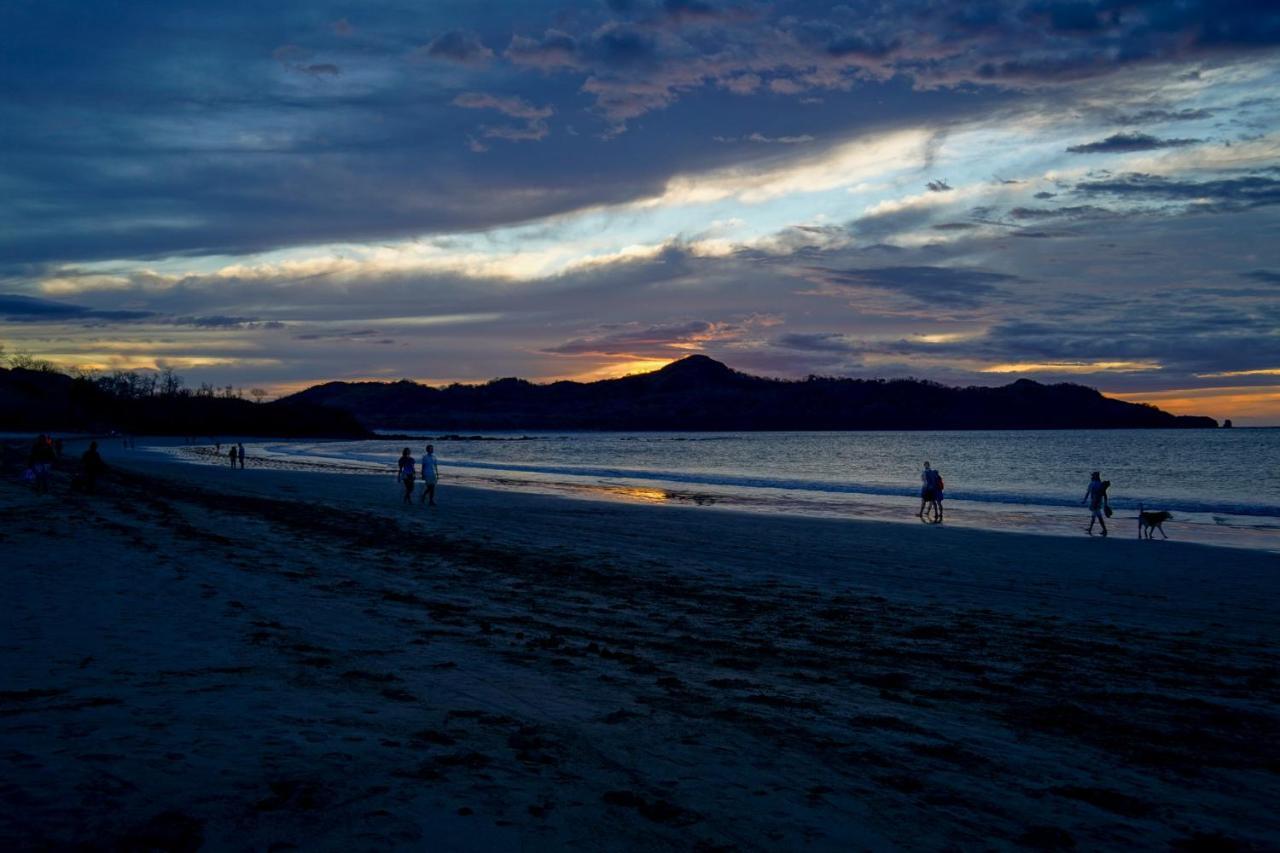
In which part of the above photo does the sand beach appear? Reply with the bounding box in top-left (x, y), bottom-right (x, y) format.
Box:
top-left (2, 440), bottom-right (1278, 850)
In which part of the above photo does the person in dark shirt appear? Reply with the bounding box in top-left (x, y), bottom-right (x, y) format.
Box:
top-left (29, 434), bottom-right (55, 494)
top-left (397, 448), bottom-right (416, 504)
top-left (80, 441), bottom-right (107, 492)
top-left (1083, 471), bottom-right (1110, 536)
top-left (237, 442), bottom-right (246, 469)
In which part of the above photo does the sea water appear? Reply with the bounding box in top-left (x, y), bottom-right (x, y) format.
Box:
top-left (200, 429), bottom-right (1280, 552)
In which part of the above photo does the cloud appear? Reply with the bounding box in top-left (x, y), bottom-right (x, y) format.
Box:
top-left (926, 179), bottom-right (953, 192)
top-left (506, 30), bottom-right (579, 69)
top-left (747, 133), bottom-right (815, 145)
top-left (453, 92), bottom-right (553, 120)
top-left (454, 92), bottom-right (553, 143)
top-left (419, 30), bottom-right (493, 66)
top-left (297, 63), bottom-right (340, 77)
top-left (167, 316), bottom-right (284, 329)
top-left (543, 318), bottom-right (748, 356)
top-left (801, 265), bottom-right (1017, 309)
top-left (1066, 132), bottom-right (1201, 153)
top-left (773, 332), bottom-right (864, 354)
top-left (1241, 269), bottom-right (1280, 284)
top-left (1008, 204), bottom-right (1114, 220)
top-left (1114, 108), bottom-right (1214, 124)
top-left (272, 44), bottom-right (341, 77)
top-left (1074, 172), bottom-right (1280, 209)
top-left (0, 293), bottom-right (151, 322)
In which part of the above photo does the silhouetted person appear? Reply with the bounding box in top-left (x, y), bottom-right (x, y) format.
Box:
top-left (397, 447), bottom-right (416, 504)
top-left (917, 461), bottom-right (940, 520)
top-left (419, 444), bottom-right (439, 506)
top-left (932, 468), bottom-right (945, 523)
top-left (216, 441), bottom-right (221, 455)
top-left (79, 441), bottom-right (107, 492)
top-left (29, 434), bottom-right (55, 494)
top-left (1083, 471), bottom-right (1109, 536)
top-left (229, 446), bottom-right (237, 467)
top-left (237, 443), bottom-right (245, 469)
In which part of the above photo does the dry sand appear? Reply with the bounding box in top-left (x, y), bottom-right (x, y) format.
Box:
top-left (1, 441), bottom-right (1278, 850)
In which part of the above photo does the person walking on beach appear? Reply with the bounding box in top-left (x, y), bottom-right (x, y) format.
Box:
top-left (228, 445), bottom-right (238, 467)
top-left (397, 448), bottom-right (416, 504)
top-left (931, 467), bottom-right (945, 523)
top-left (237, 442), bottom-right (246, 469)
top-left (29, 434), bottom-right (55, 494)
top-left (419, 444), bottom-right (439, 506)
top-left (918, 461), bottom-right (941, 521)
top-left (1083, 471), bottom-right (1110, 536)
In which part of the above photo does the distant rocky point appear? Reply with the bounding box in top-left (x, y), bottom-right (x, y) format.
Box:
top-left (283, 355), bottom-right (1219, 431)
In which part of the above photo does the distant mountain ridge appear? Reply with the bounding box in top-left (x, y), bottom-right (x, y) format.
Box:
top-left (0, 366), bottom-right (368, 437)
top-left (283, 355), bottom-right (1219, 431)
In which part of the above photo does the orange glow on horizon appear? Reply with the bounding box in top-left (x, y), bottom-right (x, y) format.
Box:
top-left (553, 358), bottom-right (677, 382)
top-left (1109, 385), bottom-right (1280, 425)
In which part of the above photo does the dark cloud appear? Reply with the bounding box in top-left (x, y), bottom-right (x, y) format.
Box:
top-left (0, 293), bottom-right (151, 322)
top-left (543, 320), bottom-right (722, 355)
top-left (1066, 132), bottom-right (1201, 153)
top-left (166, 316), bottom-right (285, 329)
top-left (294, 328), bottom-right (382, 341)
top-left (662, 0), bottom-right (723, 22)
top-left (926, 179), bottom-right (953, 192)
top-left (590, 24), bottom-right (658, 66)
top-left (773, 332), bottom-right (863, 354)
top-left (1025, 1), bottom-right (1108, 33)
top-left (1075, 173), bottom-right (1280, 209)
top-left (420, 30), bottom-right (494, 66)
top-left (506, 30), bottom-right (580, 69)
top-left (454, 92), bottom-right (553, 144)
top-left (1008, 204), bottom-right (1115, 219)
top-left (803, 265), bottom-right (1017, 309)
top-left (298, 63), bottom-right (341, 77)
top-left (1114, 107), bottom-right (1214, 124)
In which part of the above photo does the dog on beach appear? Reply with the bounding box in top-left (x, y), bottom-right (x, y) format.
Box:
top-left (1137, 503), bottom-right (1172, 539)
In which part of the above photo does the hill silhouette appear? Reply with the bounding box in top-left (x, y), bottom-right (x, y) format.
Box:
top-left (0, 366), bottom-right (368, 437)
top-left (283, 355), bottom-right (1218, 431)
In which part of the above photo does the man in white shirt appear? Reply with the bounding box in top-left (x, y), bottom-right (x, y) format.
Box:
top-left (419, 444), bottom-right (440, 506)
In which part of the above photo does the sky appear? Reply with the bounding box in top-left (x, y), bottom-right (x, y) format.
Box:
top-left (2, 1), bottom-right (1279, 423)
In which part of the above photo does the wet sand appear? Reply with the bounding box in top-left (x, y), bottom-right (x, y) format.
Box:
top-left (2, 442), bottom-right (1278, 850)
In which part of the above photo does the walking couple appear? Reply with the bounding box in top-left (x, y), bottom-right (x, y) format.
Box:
top-left (397, 445), bottom-right (439, 506)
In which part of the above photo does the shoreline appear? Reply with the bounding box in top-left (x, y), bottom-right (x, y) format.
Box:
top-left (156, 438), bottom-right (1280, 554)
top-left (3, 442), bottom-right (1278, 849)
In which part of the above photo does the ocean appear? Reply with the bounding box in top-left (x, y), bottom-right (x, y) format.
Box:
top-left (181, 429), bottom-right (1280, 553)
